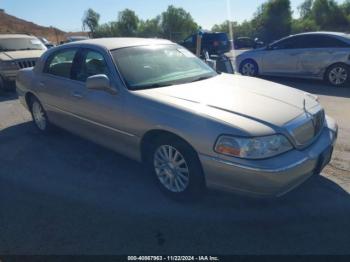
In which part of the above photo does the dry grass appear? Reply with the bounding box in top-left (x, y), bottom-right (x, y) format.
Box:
top-left (0, 11), bottom-right (88, 44)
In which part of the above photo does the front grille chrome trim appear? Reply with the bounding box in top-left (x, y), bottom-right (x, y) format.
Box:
top-left (15, 59), bottom-right (37, 69)
top-left (284, 104), bottom-right (325, 149)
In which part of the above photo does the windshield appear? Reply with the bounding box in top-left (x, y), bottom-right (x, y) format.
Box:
top-left (0, 38), bottom-right (47, 52)
top-left (111, 45), bottom-right (217, 90)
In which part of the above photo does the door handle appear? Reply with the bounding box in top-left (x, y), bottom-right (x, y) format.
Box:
top-left (39, 82), bottom-right (45, 88)
top-left (72, 92), bottom-right (83, 99)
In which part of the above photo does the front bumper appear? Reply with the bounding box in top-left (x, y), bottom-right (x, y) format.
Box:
top-left (200, 116), bottom-right (338, 198)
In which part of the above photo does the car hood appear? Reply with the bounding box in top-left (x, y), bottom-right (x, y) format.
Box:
top-left (136, 74), bottom-right (319, 128)
top-left (0, 50), bottom-right (45, 61)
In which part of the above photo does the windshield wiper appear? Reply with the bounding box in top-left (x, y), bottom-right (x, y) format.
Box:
top-left (132, 83), bottom-right (174, 90)
top-left (190, 75), bottom-right (214, 83)
top-left (18, 48), bottom-right (42, 51)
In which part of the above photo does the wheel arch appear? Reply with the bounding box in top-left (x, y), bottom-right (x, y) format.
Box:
top-left (140, 129), bottom-right (199, 162)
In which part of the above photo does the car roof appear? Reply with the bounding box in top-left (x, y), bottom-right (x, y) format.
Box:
top-left (0, 34), bottom-right (37, 39)
top-left (294, 31), bottom-right (347, 36)
top-left (270, 31), bottom-right (349, 44)
top-left (63, 37), bottom-right (174, 50)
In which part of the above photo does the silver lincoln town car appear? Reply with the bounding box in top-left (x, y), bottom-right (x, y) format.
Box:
top-left (16, 38), bottom-right (338, 198)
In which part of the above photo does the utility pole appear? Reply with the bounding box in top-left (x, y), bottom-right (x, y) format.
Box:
top-left (196, 30), bottom-right (203, 57)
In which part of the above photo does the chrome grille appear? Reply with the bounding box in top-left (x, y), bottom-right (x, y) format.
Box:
top-left (288, 109), bottom-right (325, 148)
top-left (16, 59), bottom-right (37, 69)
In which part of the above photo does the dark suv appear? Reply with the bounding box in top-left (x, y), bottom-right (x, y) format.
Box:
top-left (180, 32), bottom-right (231, 55)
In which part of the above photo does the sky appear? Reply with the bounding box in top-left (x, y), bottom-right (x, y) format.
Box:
top-left (0, 0), bottom-right (344, 32)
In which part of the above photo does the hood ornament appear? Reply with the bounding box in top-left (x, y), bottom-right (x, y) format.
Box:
top-left (303, 98), bottom-right (313, 117)
top-left (303, 98), bottom-right (309, 114)
top-left (303, 98), bottom-right (318, 128)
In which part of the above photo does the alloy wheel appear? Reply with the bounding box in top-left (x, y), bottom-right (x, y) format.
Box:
top-left (153, 145), bottom-right (190, 193)
top-left (32, 101), bottom-right (47, 131)
top-left (241, 62), bottom-right (257, 76)
top-left (328, 66), bottom-right (348, 86)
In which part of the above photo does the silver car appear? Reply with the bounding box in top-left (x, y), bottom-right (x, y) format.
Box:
top-left (236, 32), bottom-right (350, 87)
top-left (16, 38), bottom-right (338, 198)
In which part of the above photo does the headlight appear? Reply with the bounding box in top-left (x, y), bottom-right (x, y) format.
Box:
top-left (215, 134), bottom-right (293, 159)
top-left (0, 61), bottom-right (18, 70)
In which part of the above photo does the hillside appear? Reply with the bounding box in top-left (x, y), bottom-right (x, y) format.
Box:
top-left (0, 10), bottom-right (87, 44)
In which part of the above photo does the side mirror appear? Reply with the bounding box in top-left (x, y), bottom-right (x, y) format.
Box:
top-left (86, 74), bottom-right (117, 95)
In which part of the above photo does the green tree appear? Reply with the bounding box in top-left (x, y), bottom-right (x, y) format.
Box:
top-left (212, 20), bottom-right (255, 39)
top-left (138, 16), bottom-right (162, 38)
top-left (298, 0), bottom-right (313, 19)
top-left (291, 18), bottom-right (319, 33)
top-left (160, 5), bottom-right (198, 42)
top-left (311, 0), bottom-right (349, 31)
top-left (117, 9), bottom-right (139, 37)
top-left (94, 22), bottom-right (120, 38)
top-left (82, 8), bottom-right (100, 37)
top-left (341, 0), bottom-right (350, 17)
top-left (252, 0), bottom-right (292, 43)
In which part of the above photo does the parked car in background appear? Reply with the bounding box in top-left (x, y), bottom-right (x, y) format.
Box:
top-left (38, 37), bottom-right (55, 49)
top-left (16, 38), bottom-right (337, 199)
top-left (60, 36), bottom-right (90, 45)
top-left (236, 32), bottom-right (350, 87)
top-left (67, 36), bottom-right (89, 43)
top-left (180, 32), bottom-right (231, 55)
top-left (233, 37), bottom-right (264, 50)
top-left (0, 34), bottom-right (47, 90)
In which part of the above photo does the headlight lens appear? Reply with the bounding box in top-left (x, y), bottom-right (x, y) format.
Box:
top-left (0, 61), bottom-right (18, 70)
top-left (215, 134), bottom-right (293, 159)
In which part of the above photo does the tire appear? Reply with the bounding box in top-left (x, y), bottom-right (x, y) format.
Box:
top-left (325, 63), bottom-right (350, 87)
top-left (29, 96), bottom-right (51, 132)
top-left (146, 136), bottom-right (205, 200)
top-left (239, 59), bottom-right (259, 77)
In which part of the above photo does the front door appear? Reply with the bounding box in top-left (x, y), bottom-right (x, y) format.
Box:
top-left (63, 48), bottom-right (133, 155)
top-left (261, 37), bottom-right (301, 75)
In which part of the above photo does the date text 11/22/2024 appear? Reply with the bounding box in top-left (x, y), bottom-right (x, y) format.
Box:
top-left (127, 256), bottom-right (220, 261)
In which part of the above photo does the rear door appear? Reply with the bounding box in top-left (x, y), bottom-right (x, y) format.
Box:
top-left (38, 47), bottom-right (82, 127)
top-left (296, 35), bottom-right (350, 77)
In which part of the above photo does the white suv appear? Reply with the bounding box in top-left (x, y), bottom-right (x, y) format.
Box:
top-left (0, 34), bottom-right (47, 90)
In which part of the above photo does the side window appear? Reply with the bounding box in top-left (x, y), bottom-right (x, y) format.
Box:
top-left (316, 36), bottom-right (349, 48)
top-left (293, 36), bottom-right (314, 49)
top-left (287, 35), bottom-right (349, 49)
top-left (76, 50), bottom-right (110, 82)
top-left (45, 49), bottom-right (77, 79)
top-left (271, 38), bottom-right (297, 50)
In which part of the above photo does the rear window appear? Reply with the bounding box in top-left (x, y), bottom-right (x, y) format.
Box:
top-left (203, 33), bottom-right (228, 42)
